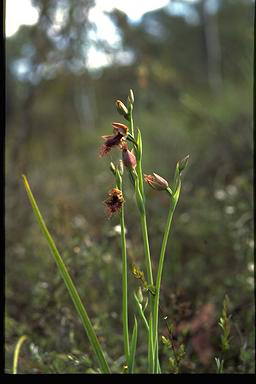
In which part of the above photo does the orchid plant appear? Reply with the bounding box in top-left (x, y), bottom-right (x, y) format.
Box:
top-left (22, 89), bottom-right (189, 374)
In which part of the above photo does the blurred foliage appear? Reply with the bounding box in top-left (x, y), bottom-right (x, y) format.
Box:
top-left (5, 0), bottom-right (254, 374)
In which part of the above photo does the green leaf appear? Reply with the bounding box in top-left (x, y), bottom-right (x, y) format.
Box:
top-left (128, 317), bottom-right (138, 373)
top-left (134, 291), bottom-right (149, 332)
top-left (22, 175), bottom-right (111, 374)
top-left (13, 335), bottom-right (28, 374)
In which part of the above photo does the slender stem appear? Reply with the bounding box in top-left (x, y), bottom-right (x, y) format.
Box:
top-left (116, 171), bottom-right (130, 365)
top-left (129, 106), bottom-right (134, 137)
top-left (120, 186), bottom-right (130, 363)
top-left (130, 112), bottom-right (156, 372)
top-left (153, 188), bottom-right (180, 363)
top-left (137, 160), bottom-right (145, 201)
top-left (136, 167), bottom-right (155, 373)
top-left (135, 185), bottom-right (155, 371)
top-left (148, 314), bottom-right (155, 373)
top-left (140, 213), bottom-right (154, 287)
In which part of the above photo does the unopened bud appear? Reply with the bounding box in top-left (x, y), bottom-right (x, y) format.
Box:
top-left (178, 155), bottom-right (189, 174)
top-left (144, 173), bottom-right (169, 191)
top-left (116, 100), bottom-right (129, 119)
top-left (122, 145), bottom-right (137, 170)
top-left (128, 89), bottom-right (134, 106)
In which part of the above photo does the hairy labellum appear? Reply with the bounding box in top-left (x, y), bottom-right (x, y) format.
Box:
top-left (104, 188), bottom-right (124, 217)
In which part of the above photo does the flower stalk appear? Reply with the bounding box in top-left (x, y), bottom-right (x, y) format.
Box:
top-left (127, 111), bottom-right (156, 373)
top-left (153, 182), bottom-right (181, 367)
top-left (115, 168), bottom-right (130, 366)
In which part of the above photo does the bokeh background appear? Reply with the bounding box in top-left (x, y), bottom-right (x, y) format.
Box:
top-left (5, 0), bottom-right (254, 373)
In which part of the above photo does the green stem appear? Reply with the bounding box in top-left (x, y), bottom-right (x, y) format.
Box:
top-left (140, 213), bottom-right (154, 287)
top-left (121, 206), bottom-right (130, 364)
top-left (148, 314), bottom-right (155, 373)
top-left (116, 170), bottom-right (130, 366)
top-left (119, 180), bottom-right (130, 364)
top-left (22, 175), bottom-right (111, 374)
top-left (130, 111), bottom-right (155, 372)
top-left (129, 106), bottom-right (134, 137)
top-left (153, 185), bottom-right (180, 363)
top-left (135, 165), bottom-right (155, 373)
top-left (137, 160), bottom-right (145, 200)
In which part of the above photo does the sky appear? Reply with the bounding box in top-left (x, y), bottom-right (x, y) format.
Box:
top-left (5, 0), bottom-right (39, 37)
top-left (5, 0), bottom-right (199, 70)
top-left (5, 0), bottom-right (172, 69)
top-left (5, 0), bottom-right (171, 38)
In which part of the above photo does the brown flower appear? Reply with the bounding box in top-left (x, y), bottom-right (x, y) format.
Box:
top-left (99, 123), bottom-right (129, 157)
top-left (144, 173), bottom-right (169, 191)
top-left (104, 188), bottom-right (124, 217)
top-left (112, 122), bottom-right (129, 136)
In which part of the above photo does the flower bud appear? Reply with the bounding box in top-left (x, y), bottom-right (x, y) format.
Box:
top-left (178, 155), bottom-right (189, 174)
top-left (129, 89), bottom-right (134, 103)
top-left (115, 100), bottom-right (129, 119)
top-left (122, 145), bottom-right (137, 170)
top-left (128, 89), bottom-right (134, 107)
top-left (144, 173), bottom-right (169, 191)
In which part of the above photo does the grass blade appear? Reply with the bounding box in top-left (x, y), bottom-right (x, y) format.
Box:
top-left (13, 335), bottom-right (28, 374)
top-left (22, 175), bottom-right (111, 374)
